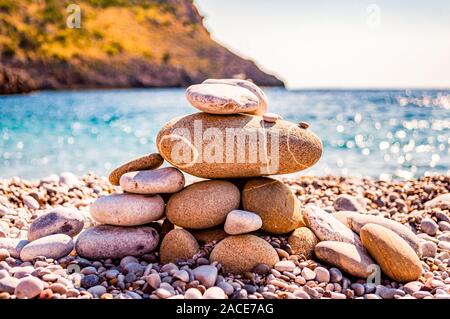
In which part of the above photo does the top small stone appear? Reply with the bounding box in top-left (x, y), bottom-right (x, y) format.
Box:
top-left (186, 82), bottom-right (262, 115)
top-left (109, 153), bottom-right (164, 186)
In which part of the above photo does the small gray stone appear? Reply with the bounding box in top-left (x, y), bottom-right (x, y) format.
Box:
top-left (192, 265), bottom-right (218, 288)
top-left (253, 263), bottom-right (270, 275)
top-left (88, 285), bottom-right (107, 297)
top-left (81, 274), bottom-right (100, 289)
top-left (351, 283), bottom-right (365, 296)
top-left (333, 194), bottom-right (366, 212)
top-left (123, 262), bottom-right (145, 276)
top-left (301, 267), bottom-right (316, 281)
top-left (438, 221), bottom-right (450, 231)
top-left (420, 241), bottom-right (437, 258)
top-left (173, 270), bottom-right (189, 283)
top-left (329, 268), bottom-right (343, 283)
top-left (421, 218), bottom-right (438, 236)
top-left (403, 281), bottom-right (423, 295)
top-left (217, 281), bottom-right (234, 295)
top-left (146, 273), bottom-right (161, 289)
top-left (424, 194), bottom-right (450, 208)
top-left (224, 210), bottom-right (262, 235)
top-left (438, 241), bottom-right (450, 251)
top-left (436, 211), bottom-right (450, 223)
top-left (0, 238), bottom-right (28, 258)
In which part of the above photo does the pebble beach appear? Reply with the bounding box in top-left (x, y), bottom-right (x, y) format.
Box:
top-left (1, 173), bottom-right (449, 300)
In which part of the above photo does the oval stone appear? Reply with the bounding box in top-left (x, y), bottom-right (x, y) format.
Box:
top-left (302, 205), bottom-right (362, 246)
top-left (159, 229), bottom-right (199, 264)
top-left (28, 207), bottom-right (85, 241)
top-left (360, 224), bottom-right (422, 282)
top-left (242, 177), bottom-right (304, 234)
top-left (156, 113), bottom-right (322, 179)
top-left (347, 213), bottom-right (420, 253)
top-left (288, 227), bottom-right (319, 259)
top-left (209, 235), bottom-right (279, 274)
top-left (108, 153), bottom-right (164, 186)
top-left (202, 78), bottom-right (268, 115)
top-left (90, 193), bottom-right (164, 226)
top-left (0, 238), bottom-right (28, 259)
top-left (75, 225), bottom-right (159, 260)
top-left (20, 234), bottom-right (74, 262)
top-left (315, 241), bottom-right (376, 278)
top-left (166, 180), bottom-right (240, 229)
top-left (224, 209), bottom-right (262, 235)
top-left (119, 167), bottom-right (185, 194)
top-left (186, 83), bottom-right (260, 115)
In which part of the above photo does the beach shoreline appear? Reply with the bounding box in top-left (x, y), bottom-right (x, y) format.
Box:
top-left (0, 173), bottom-right (449, 299)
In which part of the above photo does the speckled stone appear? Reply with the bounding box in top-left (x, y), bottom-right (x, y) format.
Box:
top-left (202, 78), bottom-right (268, 115)
top-left (20, 234), bottom-right (73, 261)
top-left (315, 241), bottom-right (376, 278)
top-left (347, 213), bottom-right (420, 253)
top-left (209, 235), bottom-right (279, 274)
top-left (159, 229), bottom-right (199, 264)
top-left (186, 83), bottom-right (260, 115)
top-left (360, 224), bottom-right (422, 282)
top-left (90, 193), bottom-right (164, 226)
top-left (156, 112), bottom-right (322, 178)
top-left (28, 207), bottom-right (85, 241)
top-left (108, 153), bottom-right (164, 186)
top-left (287, 227), bottom-right (319, 259)
top-left (166, 180), bottom-right (240, 229)
top-left (242, 177), bottom-right (304, 234)
top-left (119, 167), bottom-right (185, 194)
top-left (75, 225), bottom-right (159, 259)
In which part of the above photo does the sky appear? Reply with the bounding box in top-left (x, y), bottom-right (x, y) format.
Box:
top-left (195, 0), bottom-right (450, 89)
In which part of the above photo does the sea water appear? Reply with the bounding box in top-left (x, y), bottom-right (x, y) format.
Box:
top-left (1, 88), bottom-right (449, 180)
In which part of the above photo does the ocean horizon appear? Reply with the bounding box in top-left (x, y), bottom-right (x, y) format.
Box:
top-left (1, 87), bottom-right (449, 180)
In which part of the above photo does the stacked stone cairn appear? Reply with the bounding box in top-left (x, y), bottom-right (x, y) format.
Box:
top-left (77, 79), bottom-right (424, 288)
top-left (1, 79), bottom-right (428, 299)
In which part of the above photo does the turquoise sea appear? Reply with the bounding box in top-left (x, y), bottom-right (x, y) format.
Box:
top-left (1, 88), bottom-right (449, 180)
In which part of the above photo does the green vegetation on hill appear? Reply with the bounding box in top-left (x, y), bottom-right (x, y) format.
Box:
top-left (0, 0), bottom-right (283, 94)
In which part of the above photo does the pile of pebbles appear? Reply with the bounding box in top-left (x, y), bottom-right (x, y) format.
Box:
top-left (0, 80), bottom-right (449, 299)
top-left (0, 173), bottom-right (449, 299)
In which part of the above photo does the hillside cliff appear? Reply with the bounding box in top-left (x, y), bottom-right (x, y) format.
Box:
top-left (0, 0), bottom-right (284, 94)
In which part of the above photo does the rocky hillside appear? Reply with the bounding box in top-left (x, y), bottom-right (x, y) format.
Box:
top-left (0, 0), bottom-right (283, 94)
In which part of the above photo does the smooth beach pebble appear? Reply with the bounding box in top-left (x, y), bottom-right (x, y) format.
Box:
top-left (262, 112), bottom-right (282, 123)
top-left (0, 276), bottom-right (20, 294)
top-left (203, 78), bottom-right (268, 115)
top-left (75, 225), bottom-right (159, 260)
top-left (159, 229), bottom-right (199, 264)
top-left (166, 180), bottom-right (240, 229)
top-left (108, 153), bottom-right (164, 186)
top-left (15, 276), bottom-right (44, 299)
top-left (90, 193), bottom-right (164, 226)
top-left (184, 288), bottom-right (203, 299)
top-left (156, 113), bottom-right (323, 179)
top-left (333, 194), bottom-right (366, 212)
top-left (302, 205), bottom-right (362, 246)
top-left (190, 227), bottom-right (229, 244)
top-left (0, 238), bottom-right (28, 258)
top-left (347, 213), bottom-right (420, 253)
top-left (192, 265), bottom-right (218, 288)
top-left (274, 260), bottom-right (296, 272)
top-left (20, 234), bottom-right (73, 261)
top-left (360, 224), bottom-right (422, 282)
top-left (186, 83), bottom-right (260, 115)
top-left (224, 209), bottom-right (262, 235)
top-left (209, 235), bottom-right (279, 274)
top-left (242, 177), bottom-right (304, 234)
top-left (28, 207), bottom-right (85, 241)
top-left (119, 167), bottom-right (185, 194)
top-left (287, 227), bottom-right (319, 259)
top-left (0, 248), bottom-right (10, 261)
top-left (202, 286), bottom-right (227, 299)
top-left (421, 218), bottom-right (438, 236)
top-left (424, 193), bottom-right (450, 208)
top-left (314, 241), bottom-right (376, 278)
